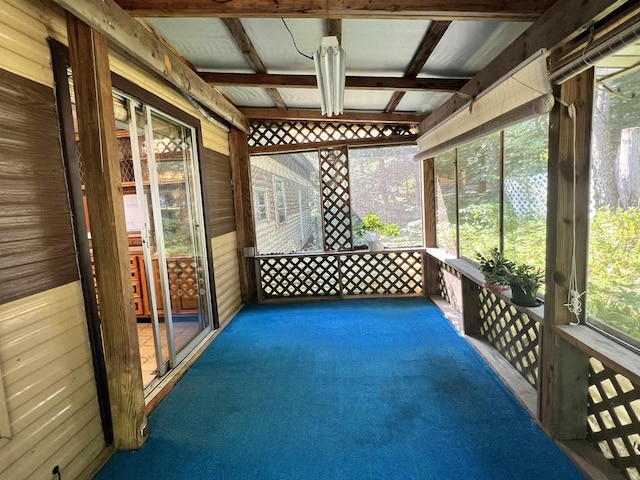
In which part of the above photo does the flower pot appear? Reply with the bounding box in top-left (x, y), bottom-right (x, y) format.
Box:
top-left (363, 231), bottom-right (385, 251)
top-left (510, 285), bottom-right (541, 307)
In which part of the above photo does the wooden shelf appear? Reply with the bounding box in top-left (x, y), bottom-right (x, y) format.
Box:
top-left (556, 325), bottom-right (640, 387)
top-left (445, 257), bottom-right (544, 323)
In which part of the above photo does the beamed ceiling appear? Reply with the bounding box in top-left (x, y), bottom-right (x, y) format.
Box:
top-left (108, 0), bottom-right (636, 124)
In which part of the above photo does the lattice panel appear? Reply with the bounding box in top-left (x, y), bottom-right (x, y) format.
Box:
top-left (588, 358), bottom-right (640, 480)
top-left (167, 258), bottom-right (200, 312)
top-left (319, 147), bottom-right (352, 251)
top-left (479, 288), bottom-right (540, 387)
top-left (259, 255), bottom-right (340, 298)
top-left (77, 137), bottom-right (136, 185)
top-left (341, 251), bottom-right (423, 296)
top-left (438, 262), bottom-right (462, 313)
top-left (248, 121), bottom-right (417, 150)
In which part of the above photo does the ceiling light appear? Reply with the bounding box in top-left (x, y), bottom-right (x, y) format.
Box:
top-left (313, 36), bottom-right (346, 117)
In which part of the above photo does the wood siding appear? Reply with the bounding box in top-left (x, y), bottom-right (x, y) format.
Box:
top-left (212, 232), bottom-right (242, 326)
top-left (202, 148), bottom-right (236, 238)
top-left (0, 282), bottom-right (106, 480)
top-left (0, 0), bottom-right (66, 87)
top-left (108, 51), bottom-right (230, 155)
top-left (0, 68), bottom-right (78, 304)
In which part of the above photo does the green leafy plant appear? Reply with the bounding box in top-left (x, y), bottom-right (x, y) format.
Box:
top-left (505, 263), bottom-right (544, 298)
top-left (476, 248), bottom-right (514, 286)
top-left (354, 212), bottom-right (401, 238)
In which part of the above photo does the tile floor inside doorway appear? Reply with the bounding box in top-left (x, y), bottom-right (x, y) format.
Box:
top-left (137, 322), bottom-right (201, 387)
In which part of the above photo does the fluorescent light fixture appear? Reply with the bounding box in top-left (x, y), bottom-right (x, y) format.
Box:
top-left (313, 36), bottom-right (346, 117)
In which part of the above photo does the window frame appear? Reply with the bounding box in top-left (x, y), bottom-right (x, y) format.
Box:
top-left (254, 186), bottom-right (267, 223)
top-left (273, 176), bottom-right (287, 225)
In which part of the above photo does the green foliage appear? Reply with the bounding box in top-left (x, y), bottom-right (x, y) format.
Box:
top-left (354, 212), bottom-right (401, 238)
top-left (504, 263), bottom-right (544, 297)
top-left (588, 206), bottom-right (640, 340)
top-left (476, 248), bottom-right (514, 286)
top-left (476, 248), bottom-right (543, 297)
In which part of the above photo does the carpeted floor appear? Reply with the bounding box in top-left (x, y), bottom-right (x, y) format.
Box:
top-left (95, 298), bottom-right (585, 479)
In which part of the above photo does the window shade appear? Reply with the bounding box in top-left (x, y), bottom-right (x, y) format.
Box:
top-left (415, 50), bottom-right (552, 161)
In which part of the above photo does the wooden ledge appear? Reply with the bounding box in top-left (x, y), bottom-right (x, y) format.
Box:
top-left (425, 247), bottom-right (456, 263)
top-left (444, 256), bottom-right (544, 323)
top-left (556, 325), bottom-right (640, 387)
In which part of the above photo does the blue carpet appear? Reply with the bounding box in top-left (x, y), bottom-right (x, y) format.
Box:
top-left (95, 298), bottom-right (585, 479)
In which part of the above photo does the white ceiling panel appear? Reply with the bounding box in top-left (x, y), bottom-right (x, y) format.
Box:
top-left (278, 88), bottom-right (322, 109)
top-left (421, 21), bottom-right (531, 77)
top-left (343, 19), bottom-right (433, 76)
top-left (343, 90), bottom-right (396, 111)
top-left (396, 91), bottom-right (455, 114)
top-left (217, 87), bottom-right (275, 108)
top-left (241, 18), bottom-right (324, 74)
top-left (145, 18), bottom-right (252, 72)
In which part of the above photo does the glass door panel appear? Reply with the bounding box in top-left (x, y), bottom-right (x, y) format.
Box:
top-left (148, 110), bottom-right (211, 361)
top-left (127, 102), bottom-right (171, 385)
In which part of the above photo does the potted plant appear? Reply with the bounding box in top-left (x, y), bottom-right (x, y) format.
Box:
top-left (476, 248), bottom-right (513, 290)
top-left (354, 212), bottom-right (400, 251)
top-left (505, 263), bottom-right (544, 307)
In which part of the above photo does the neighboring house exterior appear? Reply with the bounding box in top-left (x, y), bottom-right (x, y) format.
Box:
top-left (251, 153), bottom-right (321, 254)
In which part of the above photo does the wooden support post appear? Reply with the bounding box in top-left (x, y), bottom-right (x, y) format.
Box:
top-left (553, 336), bottom-right (590, 439)
top-left (461, 277), bottom-right (482, 335)
top-left (67, 14), bottom-right (147, 449)
top-left (423, 158), bottom-right (440, 296)
top-left (229, 128), bottom-right (258, 303)
top-left (423, 158), bottom-right (437, 248)
top-left (540, 69), bottom-right (594, 438)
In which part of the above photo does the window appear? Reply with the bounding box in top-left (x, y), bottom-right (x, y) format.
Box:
top-left (273, 177), bottom-right (286, 224)
top-left (350, 145), bottom-right (423, 248)
top-left (250, 153), bottom-right (322, 255)
top-left (433, 116), bottom-right (549, 287)
top-left (254, 187), bottom-right (267, 222)
top-left (503, 116), bottom-right (548, 274)
top-left (457, 132), bottom-right (501, 260)
top-left (588, 66), bottom-right (640, 346)
top-left (434, 150), bottom-right (457, 254)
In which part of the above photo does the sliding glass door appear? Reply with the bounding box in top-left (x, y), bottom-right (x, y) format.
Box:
top-left (125, 97), bottom-right (213, 388)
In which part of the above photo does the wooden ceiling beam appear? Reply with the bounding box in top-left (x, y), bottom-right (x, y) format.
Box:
top-left (52, 0), bottom-right (249, 132)
top-left (114, 0), bottom-right (555, 22)
top-left (327, 18), bottom-right (342, 44)
top-left (240, 108), bottom-right (425, 124)
top-left (221, 18), bottom-right (287, 109)
top-left (199, 73), bottom-right (467, 92)
top-left (385, 20), bottom-right (451, 113)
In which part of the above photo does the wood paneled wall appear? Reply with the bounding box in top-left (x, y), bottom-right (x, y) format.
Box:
top-left (202, 148), bottom-right (236, 238)
top-left (0, 282), bottom-right (110, 479)
top-left (212, 232), bottom-right (243, 326)
top-left (0, 68), bottom-right (78, 304)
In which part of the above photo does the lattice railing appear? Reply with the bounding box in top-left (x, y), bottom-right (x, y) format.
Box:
top-left (259, 255), bottom-right (341, 298)
top-left (588, 358), bottom-right (640, 480)
top-left (258, 249), bottom-right (423, 299)
top-left (319, 147), bottom-right (352, 251)
top-left (341, 251), bottom-right (422, 295)
top-left (248, 121), bottom-right (417, 152)
top-left (479, 288), bottom-right (540, 387)
top-left (437, 261), bottom-right (462, 313)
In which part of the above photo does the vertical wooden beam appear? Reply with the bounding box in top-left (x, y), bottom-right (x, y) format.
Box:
top-left (540, 68), bottom-right (594, 438)
top-left (229, 128), bottom-right (258, 303)
top-left (461, 277), bottom-right (482, 335)
top-left (423, 158), bottom-right (439, 296)
top-left (67, 14), bottom-right (147, 449)
top-left (423, 158), bottom-right (437, 248)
